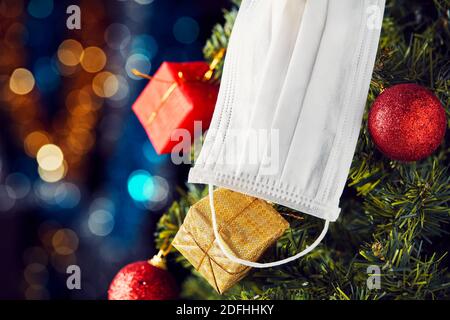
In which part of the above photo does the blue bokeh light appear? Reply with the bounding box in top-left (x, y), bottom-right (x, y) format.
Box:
top-left (28, 0), bottom-right (54, 19)
top-left (88, 209), bottom-right (115, 237)
top-left (54, 183), bottom-right (81, 209)
top-left (130, 34), bottom-right (158, 59)
top-left (173, 16), bottom-right (199, 44)
top-left (127, 170), bottom-right (155, 202)
top-left (126, 53), bottom-right (151, 80)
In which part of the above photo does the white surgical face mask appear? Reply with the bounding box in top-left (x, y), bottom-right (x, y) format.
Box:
top-left (189, 0), bottom-right (385, 268)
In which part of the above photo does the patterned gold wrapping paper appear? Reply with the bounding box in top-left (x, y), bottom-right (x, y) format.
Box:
top-left (172, 188), bottom-right (289, 294)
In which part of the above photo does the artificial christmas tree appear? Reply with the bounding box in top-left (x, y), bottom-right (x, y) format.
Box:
top-left (154, 0), bottom-right (450, 300)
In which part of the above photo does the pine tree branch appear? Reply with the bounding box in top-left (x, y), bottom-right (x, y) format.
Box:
top-left (155, 0), bottom-right (450, 300)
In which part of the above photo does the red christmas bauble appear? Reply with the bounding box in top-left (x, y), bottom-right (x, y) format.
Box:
top-left (108, 260), bottom-right (179, 300)
top-left (368, 83), bottom-right (447, 162)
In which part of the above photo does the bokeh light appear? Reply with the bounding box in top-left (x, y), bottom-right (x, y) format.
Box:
top-left (38, 162), bottom-right (67, 183)
top-left (130, 34), bottom-right (158, 59)
top-left (0, 0), bottom-right (24, 18)
top-left (125, 53), bottom-right (151, 80)
top-left (57, 39), bottom-right (83, 67)
top-left (143, 176), bottom-right (170, 211)
top-left (92, 71), bottom-right (119, 98)
top-left (108, 75), bottom-right (129, 102)
top-left (65, 129), bottom-right (96, 156)
top-left (24, 131), bottom-right (51, 157)
top-left (65, 89), bottom-right (97, 114)
top-left (5, 172), bottom-right (31, 199)
top-left (27, 0), bottom-right (53, 19)
top-left (34, 181), bottom-right (66, 205)
top-left (148, 176), bottom-right (169, 203)
top-left (51, 229), bottom-right (79, 255)
top-left (89, 197), bottom-right (115, 215)
top-left (4, 23), bottom-right (28, 48)
top-left (105, 23), bottom-right (131, 50)
top-left (127, 170), bottom-right (155, 202)
top-left (134, 0), bottom-right (155, 4)
top-left (9, 68), bottom-right (35, 95)
top-left (80, 46), bottom-right (107, 73)
top-left (88, 209), bottom-right (115, 236)
top-left (54, 183), bottom-right (81, 209)
top-left (24, 263), bottom-right (48, 286)
top-left (36, 144), bottom-right (64, 171)
top-left (173, 16), bottom-right (199, 44)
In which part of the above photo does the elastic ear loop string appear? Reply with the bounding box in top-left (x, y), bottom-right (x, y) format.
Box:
top-left (208, 184), bottom-right (330, 268)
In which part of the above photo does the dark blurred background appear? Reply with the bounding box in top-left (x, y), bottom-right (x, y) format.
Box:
top-left (0, 0), bottom-right (229, 299)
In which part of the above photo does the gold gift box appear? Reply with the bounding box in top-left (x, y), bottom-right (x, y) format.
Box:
top-left (172, 188), bottom-right (289, 294)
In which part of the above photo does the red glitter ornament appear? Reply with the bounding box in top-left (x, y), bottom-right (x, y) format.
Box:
top-left (108, 253), bottom-right (178, 300)
top-left (368, 83), bottom-right (447, 162)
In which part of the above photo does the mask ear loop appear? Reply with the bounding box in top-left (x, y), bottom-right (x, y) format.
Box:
top-left (209, 184), bottom-right (330, 268)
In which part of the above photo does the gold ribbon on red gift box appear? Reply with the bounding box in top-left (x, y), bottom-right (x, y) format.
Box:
top-left (132, 48), bottom-right (225, 125)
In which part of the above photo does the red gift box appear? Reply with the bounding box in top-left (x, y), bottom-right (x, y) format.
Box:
top-left (132, 61), bottom-right (219, 155)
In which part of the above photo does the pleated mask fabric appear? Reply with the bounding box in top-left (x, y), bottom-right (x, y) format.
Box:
top-left (189, 0), bottom-right (386, 224)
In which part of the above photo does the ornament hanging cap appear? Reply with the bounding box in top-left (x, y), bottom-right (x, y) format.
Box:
top-left (148, 239), bottom-right (172, 270)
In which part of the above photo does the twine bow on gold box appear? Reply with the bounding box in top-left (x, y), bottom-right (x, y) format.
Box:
top-left (172, 188), bottom-right (289, 294)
